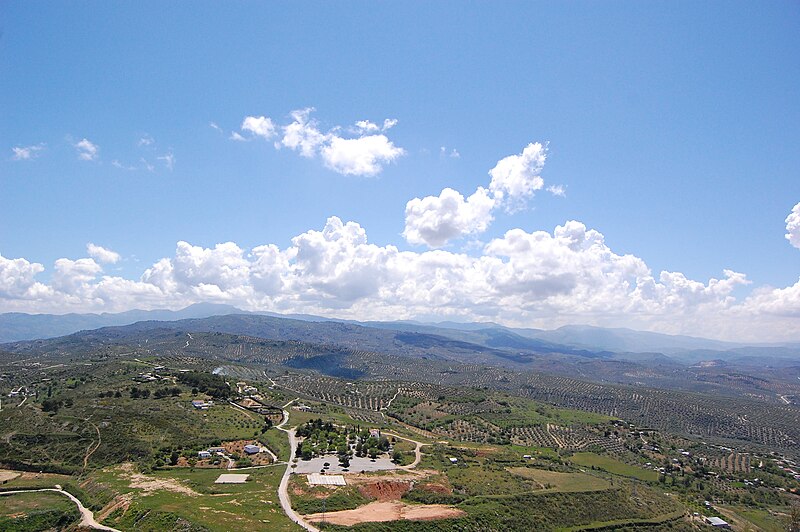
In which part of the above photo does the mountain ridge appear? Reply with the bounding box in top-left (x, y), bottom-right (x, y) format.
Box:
top-left (2, 305), bottom-right (799, 362)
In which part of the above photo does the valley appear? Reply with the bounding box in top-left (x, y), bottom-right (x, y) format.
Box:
top-left (0, 313), bottom-right (798, 531)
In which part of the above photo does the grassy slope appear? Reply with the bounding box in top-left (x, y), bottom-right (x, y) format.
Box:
top-left (506, 467), bottom-right (610, 492)
top-left (0, 491), bottom-right (80, 531)
top-left (322, 484), bottom-right (682, 532)
top-left (570, 452), bottom-right (659, 482)
top-left (96, 466), bottom-right (300, 531)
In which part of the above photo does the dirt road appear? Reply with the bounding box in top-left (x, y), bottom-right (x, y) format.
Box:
top-left (384, 432), bottom-right (424, 469)
top-left (0, 486), bottom-right (121, 531)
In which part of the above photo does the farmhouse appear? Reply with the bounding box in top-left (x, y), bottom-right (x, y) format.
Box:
top-left (307, 473), bottom-right (346, 486)
top-left (243, 444), bottom-right (261, 455)
top-left (236, 397), bottom-right (283, 423)
top-left (705, 516), bottom-right (730, 528)
top-left (191, 399), bottom-right (213, 410)
top-left (198, 451), bottom-right (211, 459)
top-left (208, 447), bottom-right (225, 454)
top-left (369, 428), bottom-right (381, 439)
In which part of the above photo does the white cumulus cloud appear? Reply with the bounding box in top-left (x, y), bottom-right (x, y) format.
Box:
top-left (0, 254), bottom-right (48, 298)
top-left (86, 243), bottom-right (121, 264)
top-left (280, 108), bottom-right (327, 157)
top-left (320, 135), bottom-right (404, 176)
top-left (74, 138), bottom-right (99, 161)
top-left (403, 142), bottom-right (549, 248)
top-left (488, 142), bottom-right (547, 208)
top-left (238, 108), bottom-right (404, 176)
top-left (172, 241), bottom-right (251, 291)
top-left (241, 116), bottom-right (277, 139)
top-left (52, 258), bottom-right (102, 295)
top-left (0, 214), bottom-right (798, 341)
top-left (786, 202), bottom-right (800, 249)
top-left (403, 188), bottom-right (496, 247)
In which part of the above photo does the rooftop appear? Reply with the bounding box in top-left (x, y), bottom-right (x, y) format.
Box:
top-left (307, 474), bottom-right (346, 486)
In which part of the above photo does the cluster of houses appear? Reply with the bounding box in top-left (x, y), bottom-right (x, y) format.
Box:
top-left (197, 444), bottom-right (262, 459)
top-left (134, 366), bottom-right (172, 383)
top-left (198, 446), bottom-right (228, 459)
top-left (774, 457), bottom-right (800, 480)
top-left (7, 386), bottom-right (36, 398)
top-left (235, 396), bottom-right (283, 424)
top-left (236, 381), bottom-right (258, 395)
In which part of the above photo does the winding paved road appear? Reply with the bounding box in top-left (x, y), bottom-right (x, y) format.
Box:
top-left (275, 399), bottom-right (320, 532)
top-left (0, 487), bottom-right (120, 531)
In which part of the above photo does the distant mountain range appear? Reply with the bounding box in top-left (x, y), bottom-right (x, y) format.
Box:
top-left (0, 303), bottom-right (243, 343)
top-left (1, 304), bottom-right (798, 365)
top-left (4, 311), bottom-right (798, 407)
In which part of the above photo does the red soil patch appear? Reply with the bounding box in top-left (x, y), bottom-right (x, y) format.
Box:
top-left (304, 501), bottom-right (465, 526)
top-left (419, 481), bottom-right (452, 494)
top-left (357, 480), bottom-right (412, 501)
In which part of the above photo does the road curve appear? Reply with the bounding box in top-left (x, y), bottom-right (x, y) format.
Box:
top-left (0, 487), bottom-right (120, 531)
top-left (384, 432), bottom-right (424, 469)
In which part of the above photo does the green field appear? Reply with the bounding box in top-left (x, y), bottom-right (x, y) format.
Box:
top-left (735, 507), bottom-right (788, 532)
top-left (93, 465), bottom-right (301, 531)
top-left (570, 453), bottom-right (658, 482)
top-left (507, 467), bottom-right (610, 492)
top-left (260, 427), bottom-right (291, 461)
top-left (325, 484), bottom-right (683, 532)
top-left (447, 465), bottom-right (537, 497)
top-left (0, 472), bottom-right (73, 490)
top-left (0, 491), bottom-right (80, 531)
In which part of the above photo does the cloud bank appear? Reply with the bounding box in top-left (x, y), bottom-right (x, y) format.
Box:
top-left (1, 210), bottom-right (799, 342)
top-left (2, 132), bottom-right (798, 342)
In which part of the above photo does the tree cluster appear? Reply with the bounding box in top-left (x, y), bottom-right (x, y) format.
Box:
top-left (176, 371), bottom-right (231, 399)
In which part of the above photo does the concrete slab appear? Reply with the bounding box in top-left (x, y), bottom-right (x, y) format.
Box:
top-left (214, 473), bottom-right (249, 484)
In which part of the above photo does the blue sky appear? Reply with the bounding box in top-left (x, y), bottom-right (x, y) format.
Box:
top-left (1, 2), bottom-right (799, 341)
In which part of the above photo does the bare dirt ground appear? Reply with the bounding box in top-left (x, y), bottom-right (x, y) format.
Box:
top-left (0, 470), bottom-right (21, 482)
top-left (95, 493), bottom-right (133, 521)
top-left (301, 470), bottom-right (463, 526)
top-left (357, 480), bottom-right (411, 501)
top-left (304, 501), bottom-right (465, 526)
top-left (176, 456), bottom-right (225, 468)
top-left (117, 463), bottom-right (200, 496)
